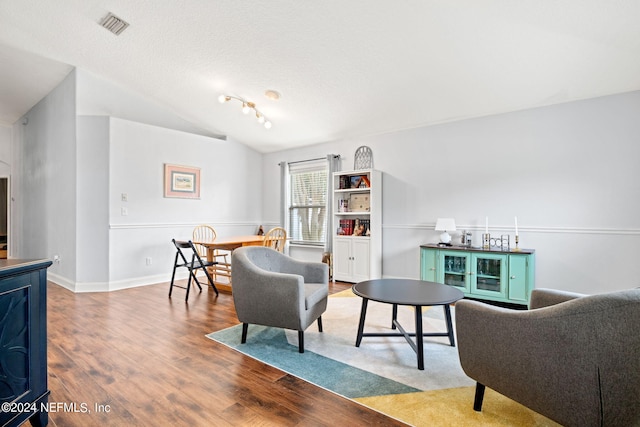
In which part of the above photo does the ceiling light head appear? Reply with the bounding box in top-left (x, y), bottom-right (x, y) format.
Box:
top-left (264, 90), bottom-right (281, 101)
top-left (219, 94), bottom-right (272, 129)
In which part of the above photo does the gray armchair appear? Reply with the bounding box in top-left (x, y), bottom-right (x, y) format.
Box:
top-left (231, 246), bottom-right (329, 353)
top-left (456, 288), bottom-right (640, 427)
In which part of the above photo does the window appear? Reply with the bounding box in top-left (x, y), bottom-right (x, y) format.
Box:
top-left (288, 161), bottom-right (327, 246)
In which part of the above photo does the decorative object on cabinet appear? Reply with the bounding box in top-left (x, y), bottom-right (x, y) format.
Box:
top-left (482, 217), bottom-right (490, 249)
top-left (164, 163), bottom-right (201, 199)
top-left (420, 244), bottom-right (535, 306)
top-left (0, 259), bottom-right (52, 427)
top-left (353, 146), bottom-right (373, 169)
top-left (460, 230), bottom-right (472, 247)
top-left (480, 234), bottom-right (513, 251)
top-left (332, 169), bottom-right (381, 282)
top-left (435, 218), bottom-right (456, 246)
top-left (514, 216), bottom-right (521, 251)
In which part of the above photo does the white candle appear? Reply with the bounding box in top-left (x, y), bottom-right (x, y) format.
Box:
top-left (515, 216), bottom-right (518, 236)
top-left (485, 217), bottom-right (488, 234)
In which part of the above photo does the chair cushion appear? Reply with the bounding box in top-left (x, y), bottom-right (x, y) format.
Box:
top-left (305, 282), bottom-right (328, 310)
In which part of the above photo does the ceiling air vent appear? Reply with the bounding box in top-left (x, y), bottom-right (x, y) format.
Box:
top-left (100, 13), bottom-right (129, 36)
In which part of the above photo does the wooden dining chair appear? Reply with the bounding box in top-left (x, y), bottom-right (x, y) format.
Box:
top-left (263, 227), bottom-right (287, 253)
top-left (192, 225), bottom-right (231, 284)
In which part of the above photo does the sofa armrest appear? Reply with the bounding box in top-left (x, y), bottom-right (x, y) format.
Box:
top-left (529, 288), bottom-right (584, 309)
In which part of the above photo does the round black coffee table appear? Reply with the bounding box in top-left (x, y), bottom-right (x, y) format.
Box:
top-left (352, 278), bottom-right (463, 370)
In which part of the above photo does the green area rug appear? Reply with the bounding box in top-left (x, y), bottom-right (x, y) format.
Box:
top-left (207, 289), bottom-right (559, 426)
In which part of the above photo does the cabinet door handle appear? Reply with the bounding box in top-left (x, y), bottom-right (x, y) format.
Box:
top-left (510, 275), bottom-right (516, 279)
top-left (467, 272), bottom-right (473, 275)
top-left (429, 268), bottom-right (436, 271)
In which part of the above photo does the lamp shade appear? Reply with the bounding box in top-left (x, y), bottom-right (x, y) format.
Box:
top-left (435, 218), bottom-right (456, 245)
top-left (435, 218), bottom-right (456, 232)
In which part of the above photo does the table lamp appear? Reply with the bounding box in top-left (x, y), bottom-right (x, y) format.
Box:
top-left (435, 218), bottom-right (456, 245)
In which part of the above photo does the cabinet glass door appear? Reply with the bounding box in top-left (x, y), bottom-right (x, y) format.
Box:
top-left (472, 253), bottom-right (507, 298)
top-left (439, 251), bottom-right (470, 291)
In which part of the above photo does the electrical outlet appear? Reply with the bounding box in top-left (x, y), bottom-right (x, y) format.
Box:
top-left (121, 207), bottom-right (128, 216)
top-left (53, 255), bottom-right (61, 264)
top-left (121, 193), bottom-right (128, 202)
top-left (146, 257), bottom-right (152, 266)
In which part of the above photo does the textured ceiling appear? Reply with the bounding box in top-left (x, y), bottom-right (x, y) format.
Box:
top-left (1, 1), bottom-right (640, 153)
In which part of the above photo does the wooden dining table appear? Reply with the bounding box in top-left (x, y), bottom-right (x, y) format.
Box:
top-left (193, 235), bottom-right (265, 293)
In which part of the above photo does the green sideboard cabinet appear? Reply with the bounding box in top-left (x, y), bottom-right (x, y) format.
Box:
top-left (420, 244), bottom-right (535, 306)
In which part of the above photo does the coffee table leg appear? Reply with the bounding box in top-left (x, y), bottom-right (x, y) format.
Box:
top-left (415, 305), bottom-right (424, 370)
top-left (391, 303), bottom-right (398, 329)
top-left (355, 298), bottom-right (369, 347)
top-left (444, 304), bottom-right (455, 347)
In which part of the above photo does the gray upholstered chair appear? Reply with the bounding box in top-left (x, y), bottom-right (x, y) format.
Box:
top-left (231, 246), bottom-right (329, 353)
top-left (455, 288), bottom-right (640, 427)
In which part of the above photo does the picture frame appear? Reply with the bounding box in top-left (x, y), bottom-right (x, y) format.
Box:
top-left (164, 164), bottom-right (200, 199)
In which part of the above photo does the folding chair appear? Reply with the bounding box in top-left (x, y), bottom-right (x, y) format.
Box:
top-left (169, 239), bottom-right (219, 301)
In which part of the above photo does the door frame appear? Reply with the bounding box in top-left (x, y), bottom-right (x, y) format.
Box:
top-left (0, 176), bottom-right (9, 259)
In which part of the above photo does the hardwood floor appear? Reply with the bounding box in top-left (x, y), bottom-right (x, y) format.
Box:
top-left (45, 279), bottom-right (408, 426)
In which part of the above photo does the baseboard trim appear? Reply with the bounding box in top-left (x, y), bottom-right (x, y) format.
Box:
top-left (48, 272), bottom-right (191, 293)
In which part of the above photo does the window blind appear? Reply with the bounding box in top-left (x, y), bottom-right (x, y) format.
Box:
top-left (288, 160), bottom-right (327, 245)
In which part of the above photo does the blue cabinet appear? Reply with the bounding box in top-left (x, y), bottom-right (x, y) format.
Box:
top-left (421, 244), bottom-right (534, 306)
top-left (0, 259), bottom-right (52, 427)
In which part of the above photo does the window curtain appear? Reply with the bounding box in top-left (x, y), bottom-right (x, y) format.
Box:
top-left (324, 154), bottom-right (341, 253)
top-left (279, 161), bottom-right (289, 254)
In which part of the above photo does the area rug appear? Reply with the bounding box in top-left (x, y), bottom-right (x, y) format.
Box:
top-left (206, 289), bottom-right (559, 426)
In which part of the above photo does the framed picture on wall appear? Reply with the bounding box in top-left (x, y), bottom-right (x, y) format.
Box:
top-left (164, 164), bottom-right (200, 199)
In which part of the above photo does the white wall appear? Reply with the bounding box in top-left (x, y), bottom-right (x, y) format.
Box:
top-left (13, 69), bottom-right (263, 292)
top-left (104, 118), bottom-right (262, 290)
top-left (76, 116), bottom-right (110, 284)
top-left (263, 91), bottom-right (640, 295)
top-left (12, 70), bottom-right (77, 281)
top-left (0, 126), bottom-right (10, 164)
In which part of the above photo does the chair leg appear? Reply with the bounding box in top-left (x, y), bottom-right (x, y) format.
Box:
top-left (473, 383), bottom-right (486, 411)
top-left (190, 270), bottom-right (203, 291)
top-left (317, 316), bottom-right (323, 332)
top-left (201, 265), bottom-right (219, 296)
top-left (298, 330), bottom-right (304, 353)
top-left (241, 323), bottom-right (248, 344)
top-left (185, 272), bottom-right (192, 301)
top-left (169, 253), bottom-right (180, 297)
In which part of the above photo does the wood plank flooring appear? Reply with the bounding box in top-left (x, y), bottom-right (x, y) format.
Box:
top-left (45, 279), bottom-right (408, 426)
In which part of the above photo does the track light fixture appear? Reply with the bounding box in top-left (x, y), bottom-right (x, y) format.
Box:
top-left (218, 94), bottom-right (272, 129)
